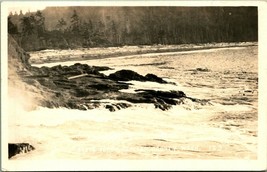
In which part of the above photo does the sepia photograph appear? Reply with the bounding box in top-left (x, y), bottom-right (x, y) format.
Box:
top-left (1, 1), bottom-right (266, 171)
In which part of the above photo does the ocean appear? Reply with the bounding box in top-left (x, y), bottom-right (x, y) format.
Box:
top-left (8, 45), bottom-right (258, 160)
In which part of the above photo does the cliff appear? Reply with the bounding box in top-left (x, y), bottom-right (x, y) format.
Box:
top-left (8, 34), bottom-right (51, 111)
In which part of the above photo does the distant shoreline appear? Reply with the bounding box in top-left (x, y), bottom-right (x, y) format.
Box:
top-left (29, 42), bottom-right (258, 66)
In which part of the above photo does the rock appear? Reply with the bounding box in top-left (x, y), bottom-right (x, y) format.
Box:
top-left (115, 89), bottom-right (187, 110)
top-left (188, 68), bottom-right (210, 74)
top-left (195, 68), bottom-right (209, 72)
top-left (154, 102), bottom-right (172, 111)
top-left (84, 103), bottom-right (101, 110)
top-left (116, 103), bottom-right (132, 109)
top-left (135, 89), bottom-right (186, 99)
top-left (145, 73), bottom-right (168, 83)
top-left (105, 104), bottom-right (116, 112)
top-left (8, 143), bottom-right (35, 159)
top-left (108, 69), bottom-right (169, 84)
top-left (8, 34), bottom-right (31, 71)
top-left (109, 69), bottom-right (146, 81)
top-left (72, 88), bottom-right (91, 97)
top-left (105, 103), bottom-right (132, 112)
top-left (87, 83), bottom-right (129, 91)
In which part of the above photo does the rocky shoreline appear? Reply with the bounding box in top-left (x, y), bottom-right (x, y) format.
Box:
top-left (8, 34), bottom-right (211, 159)
top-left (9, 61), bottom-right (210, 159)
top-left (23, 63), bottom-right (209, 112)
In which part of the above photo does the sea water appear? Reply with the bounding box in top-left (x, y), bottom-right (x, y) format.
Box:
top-left (8, 46), bottom-right (258, 160)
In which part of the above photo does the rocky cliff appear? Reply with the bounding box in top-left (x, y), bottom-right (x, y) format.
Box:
top-left (8, 35), bottom-right (37, 158)
top-left (8, 34), bottom-right (50, 111)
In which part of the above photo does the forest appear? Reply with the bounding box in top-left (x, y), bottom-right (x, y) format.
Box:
top-left (8, 7), bottom-right (258, 51)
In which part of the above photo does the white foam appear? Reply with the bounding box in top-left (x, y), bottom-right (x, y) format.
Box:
top-left (8, 45), bottom-right (258, 160)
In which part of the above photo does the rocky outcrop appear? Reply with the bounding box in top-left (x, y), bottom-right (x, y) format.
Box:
top-left (8, 34), bottom-right (31, 77)
top-left (109, 70), bottom-right (168, 83)
top-left (8, 34), bottom-right (55, 110)
top-left (8, 143), bottom-right (35, 159)
top-left (117, 89), bottom-right (186, 111)
top-left (109, 69), bottom-right (148, 81)
top-left (20, 63), bottom-right (188, 111)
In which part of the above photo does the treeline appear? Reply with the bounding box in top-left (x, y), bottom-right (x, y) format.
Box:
top-left (8, 7), bottom-right (258, 51)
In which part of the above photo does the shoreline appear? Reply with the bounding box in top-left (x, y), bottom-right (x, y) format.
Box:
top-left (8, 34), bottom-right (258, 160)
top-left (29, 42), bottom-right (258, 65)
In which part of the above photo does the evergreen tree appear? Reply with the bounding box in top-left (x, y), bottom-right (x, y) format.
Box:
top-left (8, 17), bottom-right (18, 34)
top-left (56, 18), bottom-right (67, 32)
top-left (20, 15), bottom-right (35, 36)
top-left (35, 10), bottom-right (45, 36)
top-left (70, 10), bottom-right (80, 33)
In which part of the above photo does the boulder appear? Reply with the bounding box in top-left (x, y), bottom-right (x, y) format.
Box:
top-left (109, 69), bottom-right (169, 84)
top-left (109, 69), bottom-right (146, 81)
top-left (145, 73), bottom-right (168, 83)
top-left (8, 143), bottom-right (35, 159)
top-left (116, 89), bottom-right (187, 111)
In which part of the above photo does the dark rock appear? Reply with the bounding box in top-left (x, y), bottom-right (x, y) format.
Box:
top-left (117, 103), bottom-right (132, 109)
top-left (154, 102), bottom-right (172, 111)
top-left (87, 83), bottom-right (129, 91)
top-left (9, 143), bottom-right (35, 159)
top-left (84, 103), bottom-right (101, 110)
top-left (72, 88), bottom-right (90, 97)
top-left (159, 97), bottom-right (178, 105)
top-left (135, 89), bottom-right (186, 99)
top-left (196, 68), bottom-right (209, 72)
top-left (37, 78), bottom-right (58, 89)
top-left (66, 101), bottom-right (79, 109)
top-left (113, 103), bottom-right (132, 110)
top-left (53, 79), bottom-right (77, 89)
top-left (109, 69), bottom-right (169, 84)
top-left (188, 68), bottom-right (210, 74)
top-left (115, 89), bottom-right (187, 110)
top-left (77, 104), bottom-right (88, 111)
top-left (105, 104), bottom-right (116, 112)
top-left (105, 103), bottom-right (132, 112)
top-left (29, 62), bottom-right (207, 111)
top-left (39, 66), bottom-right (51, 76)
top-left (145, 73), bottom-right (168, 83)
top-left (50, 65), bottom-right (63, 73)
top-left (30, 63), bottom-right (111, 78)
top-left (109, 69), bottom-right (146, 81)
